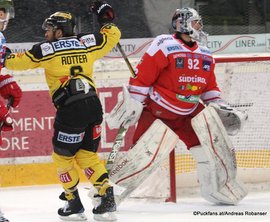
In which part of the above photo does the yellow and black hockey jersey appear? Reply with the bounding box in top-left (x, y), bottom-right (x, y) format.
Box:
top-left (5, 24), bottom-right (121, 96)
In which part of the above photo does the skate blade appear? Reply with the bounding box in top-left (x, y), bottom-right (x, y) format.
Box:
top-left (94, 212), bottom-right (117, 221)
top-left (59, 212), bottom-right (87, 221)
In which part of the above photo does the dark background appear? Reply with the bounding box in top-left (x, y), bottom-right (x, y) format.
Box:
top-left (3, 0), bottom-right (270, 43)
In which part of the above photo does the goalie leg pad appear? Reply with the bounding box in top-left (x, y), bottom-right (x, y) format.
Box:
top-left (190, 147), bottom-right (247, 205)
top-left (191, 106), bottom-right (248, 205)
top-left (108, 119), bottom-right (179, 205)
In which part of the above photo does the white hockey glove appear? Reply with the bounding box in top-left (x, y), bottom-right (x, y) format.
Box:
top-left (106, 84), bottom-right (143, 129)
top-left (208, 100), bottom-right (248, 136)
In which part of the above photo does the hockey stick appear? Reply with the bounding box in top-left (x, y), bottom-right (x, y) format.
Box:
top-left (116, 43), bottom-right (136, 78)
top-left (106, 43), bottom-right (136, 173)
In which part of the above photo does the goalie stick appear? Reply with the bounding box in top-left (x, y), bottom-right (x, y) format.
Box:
top-left (84, 43), bottom-right (137, 199)
top-left (105, 43), bottom-right (137, 171)
top-left (106, 118), bottom-right (131, 173)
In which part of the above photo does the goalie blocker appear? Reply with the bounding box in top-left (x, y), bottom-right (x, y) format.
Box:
top-left (106, 84), bottom-right (143, 130)
top-left (190, 106), bottom-right (248, 205)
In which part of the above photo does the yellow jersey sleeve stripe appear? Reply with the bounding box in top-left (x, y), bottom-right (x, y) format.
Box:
top-left (25, 51), bottom-right (40, 63)
top-left (86, 34), bottom-right (108, 53)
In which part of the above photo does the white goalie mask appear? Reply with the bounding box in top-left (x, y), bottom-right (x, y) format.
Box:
top-left (0, 0), bottom-right (15, 31)
top-left (172, 7), bottom-right (208, 45)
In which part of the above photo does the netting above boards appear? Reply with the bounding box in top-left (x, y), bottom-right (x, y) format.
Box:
top-left (175, 58), bottom-right (270, 175)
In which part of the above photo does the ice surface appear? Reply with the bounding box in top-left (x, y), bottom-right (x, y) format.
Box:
top-left (0, 183), bottom-right (269, 222)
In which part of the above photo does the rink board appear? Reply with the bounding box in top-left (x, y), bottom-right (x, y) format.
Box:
top-left (0, 75), bottom-right (134, 187)
top-left (1, 151), bottom-right (270, 187)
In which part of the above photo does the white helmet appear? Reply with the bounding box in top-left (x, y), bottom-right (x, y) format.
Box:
top-left (172, 7), bottom-right (208, 45)
top-left (0, 0), bottom-right (15, 31)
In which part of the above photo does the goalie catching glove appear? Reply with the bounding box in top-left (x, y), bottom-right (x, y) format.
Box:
top-left (208, 99), bottom-right (248, 136)
top-left (90, 0), bottom-right (115, 25)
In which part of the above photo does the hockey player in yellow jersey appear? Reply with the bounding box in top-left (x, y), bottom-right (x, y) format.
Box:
top-left (5, 1), bottom-right (120, 221)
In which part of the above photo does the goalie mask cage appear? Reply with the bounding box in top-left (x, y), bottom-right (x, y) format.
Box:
top-left (129, 55), bottom-right (270, 202)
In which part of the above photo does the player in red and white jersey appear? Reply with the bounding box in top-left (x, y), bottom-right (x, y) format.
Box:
top-left (0, 1), bottom-right (22, 222)
top-left (108, 7), bottom-right (247, 205)
top-left (129, 7), bottom-right (220, 148)
top-left (0, 0), bottom-right (22, 141)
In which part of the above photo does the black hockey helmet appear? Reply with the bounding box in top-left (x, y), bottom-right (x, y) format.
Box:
top-left (42, 11), bottom-right (75, 37)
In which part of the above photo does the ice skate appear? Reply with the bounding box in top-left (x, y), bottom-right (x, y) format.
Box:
top-left (92, 186), bottom-right (117, 221)
top-left (58, 189), bottom-right (87, 221)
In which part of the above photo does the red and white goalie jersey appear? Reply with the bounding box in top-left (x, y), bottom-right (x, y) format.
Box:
top-left (129, 34), bottom-right (221, 115)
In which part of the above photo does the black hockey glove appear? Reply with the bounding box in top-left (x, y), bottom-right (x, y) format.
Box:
top-left (90, 0), bottom-right (115, 25)
top-left (3, 47), bottom-right (12, 67)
